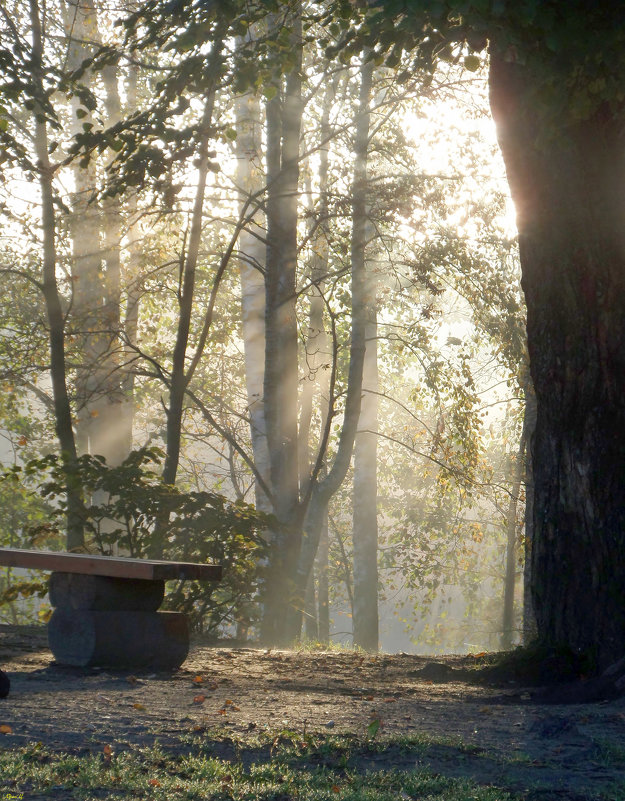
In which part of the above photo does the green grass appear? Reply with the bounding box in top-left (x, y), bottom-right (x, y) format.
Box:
top-left (592, 738), bottom-right (625, 768)
top-left (0, 730), bottom-right (520, 801)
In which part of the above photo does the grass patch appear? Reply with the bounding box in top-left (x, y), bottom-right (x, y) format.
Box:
top-left (0, 731), bottom-right (521, 801)
top-left (592, 738), bottom-right (625, 768)
top-left (293, 639), bottom-right (365, 654)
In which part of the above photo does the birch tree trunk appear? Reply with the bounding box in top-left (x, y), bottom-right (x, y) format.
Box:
top-left (62, 0), bottom-right (103, 459)
top-left (235, 62), bottom-right (271, 513)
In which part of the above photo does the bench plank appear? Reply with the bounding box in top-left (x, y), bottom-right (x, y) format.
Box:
top-left (0, 547), bottom-right (222, 582)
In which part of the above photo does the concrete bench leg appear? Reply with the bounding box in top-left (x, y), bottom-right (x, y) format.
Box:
top-left (48, 609), bottom-right (189, 670)
top-left (48, 572), bottom-right (190, 670)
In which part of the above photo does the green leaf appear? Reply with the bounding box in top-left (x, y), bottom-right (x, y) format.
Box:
top-left (464, 55), bottom-right (481, 72)
top-left (262, 85), bottom-right (278, 101)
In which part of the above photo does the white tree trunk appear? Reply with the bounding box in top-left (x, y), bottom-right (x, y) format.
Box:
top-left (235, 82), bottom-right (271, 512)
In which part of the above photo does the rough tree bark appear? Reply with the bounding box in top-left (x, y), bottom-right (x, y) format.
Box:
top-left (490, 49), bottom-right (625, 670)
top-left (522, 373), bottom-right (537, 644)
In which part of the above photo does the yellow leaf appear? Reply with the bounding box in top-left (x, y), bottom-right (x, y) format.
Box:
top-left (102, 744), bottom-right (113, 765)
top-left (192, 675), bottom-right (204, 684)
top-left (133, 703), bottom-right (146, 711)
top-left (0, 724), bottom-right (12, 734)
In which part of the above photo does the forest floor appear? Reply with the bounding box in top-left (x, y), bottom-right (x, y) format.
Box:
top-left (0, 624), bottom-right (624, 800)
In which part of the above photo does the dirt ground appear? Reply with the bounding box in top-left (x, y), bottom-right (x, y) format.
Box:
top-left (1, 624), bottom-right (625, 800)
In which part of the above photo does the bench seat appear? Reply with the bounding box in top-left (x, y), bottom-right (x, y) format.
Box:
top-left (0, 547), bottom-right (222, 670)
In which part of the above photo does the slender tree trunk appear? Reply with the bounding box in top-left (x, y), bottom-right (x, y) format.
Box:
top-left (161, 91), bottom-right (218, 490)
top-left (235, 62), bottom-right (271, 513)
top-left (260, 9), bottom-right (303, 644)
top-left (30, 0), bottom-right (83, 549)
top-left (93, 56), bottom-right (132, 466)
top-left (317, 515), bottom-right (330, 643)
top-left (62, 0), bottom-right (103, 459)
top-left (285, 56), bottom-right (373, 641)
top-left (501, 421), bottom-right (527, 650)
top-left (297, 78), bottom-right (335, 638)
top-left (352, 260), bottom-right (379, 652)
top-left (304, 568), bottom-right (318, 640)
top-left (120, 61), bottom-right (141, 453)
top-left (490, 50), bottom-right (625, 670)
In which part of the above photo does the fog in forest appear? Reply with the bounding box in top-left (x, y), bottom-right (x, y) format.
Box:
top-left (0, 0), bottom-right (527, 653)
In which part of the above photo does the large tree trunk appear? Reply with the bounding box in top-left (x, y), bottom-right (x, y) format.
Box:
top-left (490, 52), bottom-right (625, 670)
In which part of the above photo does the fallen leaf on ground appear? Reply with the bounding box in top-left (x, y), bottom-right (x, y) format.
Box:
top-left (148, 779), bottom-right (161, 787)
top-left (193, 695), bottom-right (206, 704)
top-left (126, 675), bottom-right (138, 685)
top-left (193, 675), bottom-right (204, 684)
top-left (133, 703), bottom-right (146, 711)
top-left (0, 724), bottom-right (12, 734)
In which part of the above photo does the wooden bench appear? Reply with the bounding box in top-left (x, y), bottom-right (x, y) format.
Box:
top-left (0, 548), bottom-right (222, 671)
